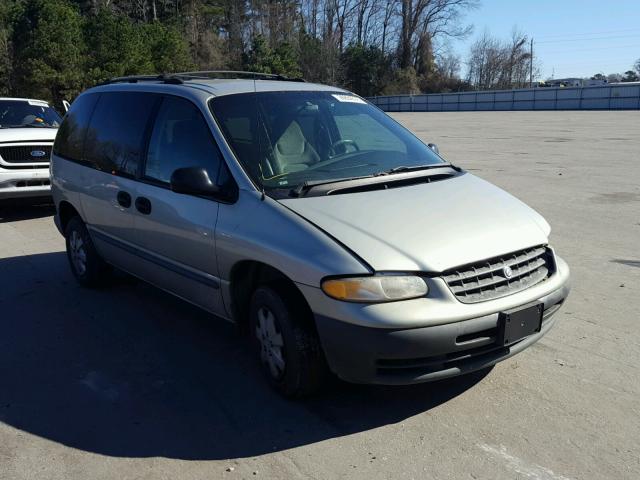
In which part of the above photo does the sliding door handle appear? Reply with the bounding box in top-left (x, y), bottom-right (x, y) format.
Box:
top-left (135, 196), bottom-right (152, 215)
top-left (116, 191), bottom-right (131, 208)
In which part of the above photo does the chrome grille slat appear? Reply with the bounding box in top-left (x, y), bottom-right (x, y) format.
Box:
top-left (448, 257), bottom-right (546, 293)
top-left (443, 246), bottom-right (546, 282)
top-left (443, 246), bottom-right (553, 303)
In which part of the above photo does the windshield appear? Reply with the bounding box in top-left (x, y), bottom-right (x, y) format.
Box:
top-left (0, 100), bottom-right (62, 128)
top-left (209, 91), bottom-right (444, 193)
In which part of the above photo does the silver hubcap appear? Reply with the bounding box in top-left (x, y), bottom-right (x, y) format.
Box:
top-left (255, 306), bottom-right (285, 379)
top-left (69, 230), bottom-right (87, 276)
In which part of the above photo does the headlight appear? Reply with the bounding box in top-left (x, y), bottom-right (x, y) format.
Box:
top-left (321, 275), bottom-right (428, 303)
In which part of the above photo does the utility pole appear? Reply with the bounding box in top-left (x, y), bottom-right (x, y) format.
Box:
top-left (530, 37), bottom-right (534, 87)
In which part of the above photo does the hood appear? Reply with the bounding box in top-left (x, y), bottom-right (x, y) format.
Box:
top-left (0, 127), bottom-right (57, 143)
top-left (279, 173), bottom-right (550, 272)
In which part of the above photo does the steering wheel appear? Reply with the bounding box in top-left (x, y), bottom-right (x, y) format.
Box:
top-left (331, 139), bottom-right (360, 155)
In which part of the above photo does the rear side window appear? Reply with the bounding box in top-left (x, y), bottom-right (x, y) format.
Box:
top-left (144, 96), bottom-right (223, 184)
top-left (53, 94), bottom-right (99, 162)
top-left (84, 92), bottom-right (157, 176)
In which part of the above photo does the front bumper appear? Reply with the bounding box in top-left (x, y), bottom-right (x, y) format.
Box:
top-left (308, 256), bottom-right (570, 385)
top-left (0, 168), bottom-right (51, 199)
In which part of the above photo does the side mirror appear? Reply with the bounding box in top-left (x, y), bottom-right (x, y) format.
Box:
top-left (427, 143), bottom-right (439, 155)
top-left (170, 167), bottom-right (221, 197)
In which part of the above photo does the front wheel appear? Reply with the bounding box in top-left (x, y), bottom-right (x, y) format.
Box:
top-left (64, 216), bottom-right (110, 287)
top-left (250, 285), bottom-right (328, 397)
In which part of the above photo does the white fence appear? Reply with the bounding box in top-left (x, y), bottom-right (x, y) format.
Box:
top-left (367, 84), bottom-right (640, 112)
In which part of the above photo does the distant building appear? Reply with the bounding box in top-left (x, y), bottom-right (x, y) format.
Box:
top-left (538, 77), bottom-right (609, 88)
top-left (584, 78), bottom-right (608, 86)
top-left (543, 78), bottom-right (584, 88)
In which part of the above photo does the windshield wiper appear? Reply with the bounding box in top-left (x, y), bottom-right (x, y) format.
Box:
top-left (375, 163), bottom-right (452, 176)
top-left (289, 175), bottom-right (375, 198)
top-left (288, 164), bottom-right (463, 198)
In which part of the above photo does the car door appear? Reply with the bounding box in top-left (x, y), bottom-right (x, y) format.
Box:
top-left (77, 91), bottom-right (159, 272)
top-left (132, 95), bottom-right (226, 316)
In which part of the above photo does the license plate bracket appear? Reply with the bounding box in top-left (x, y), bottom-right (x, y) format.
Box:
top-left (499, 303), bottom-right (543, 346)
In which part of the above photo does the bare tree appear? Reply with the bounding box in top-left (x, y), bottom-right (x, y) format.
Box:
top-left (466, 29), bottom-right (535, 90)
top-left (327, 0), bottom-right (360, 51)
top-left (380, 0), bottom-right (396, 53)
top-left (397, 0), bottom-right (476, 70)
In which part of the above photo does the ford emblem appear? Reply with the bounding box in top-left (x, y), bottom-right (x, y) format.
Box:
top-left (30, 150), bottom-right (46, 158)
top-left (503, 266), bottom-right (513, 278)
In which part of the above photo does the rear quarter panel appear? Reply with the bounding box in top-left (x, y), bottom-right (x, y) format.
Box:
top-left (50, 155), bottom-right (88, 223)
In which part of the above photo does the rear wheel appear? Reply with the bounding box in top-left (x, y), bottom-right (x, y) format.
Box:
top-left (65, 216), bottom-right (110, 287)
top-left (250, 285), bottom-right (327, 397)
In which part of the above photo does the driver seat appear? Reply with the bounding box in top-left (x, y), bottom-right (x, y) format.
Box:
top-left (273, 121), bottom-right (320, 174)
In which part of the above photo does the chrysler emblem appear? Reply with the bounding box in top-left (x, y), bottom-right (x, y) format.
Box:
top-left (30, 150), bottom-right (46, 158)
top-left (503, 266), bottom-right (513, 278)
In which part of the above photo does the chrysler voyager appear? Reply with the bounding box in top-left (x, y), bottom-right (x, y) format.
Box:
top-left (51, 72), bottom-right (570, 396)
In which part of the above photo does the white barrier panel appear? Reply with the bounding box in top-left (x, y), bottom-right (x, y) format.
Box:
top-left (368, 85), bottom-right (640, 112)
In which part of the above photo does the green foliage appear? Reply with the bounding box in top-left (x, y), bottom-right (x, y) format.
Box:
top-left (298, 31), bottom-right (339, 84)
top-left (84, 9), bottom-right (153, 84)
top-left (622, 70), bottom-right (638, 82)
top-left (84, 10), bottom-right (193, 81)
top-left (244, 35), bottom-right (301, 78)
top-left (0, 1), bottom-right (13, 95)
top-left (244, 36), bottom-right (274, 74)
top-left (382, 67), bottom-right (421, 95)
top-left (142, 22), bottom-right (194, 73)
top-left (4, 0), bottom-right (193, 102)
top-left (340, 45), bottom-right (390, 97)
top-left (0, 40), bottom-right (9, 95)
top-left (0, 0), bottom-right (483, 101)
top-left (12, 0), bottom-right (85, 103)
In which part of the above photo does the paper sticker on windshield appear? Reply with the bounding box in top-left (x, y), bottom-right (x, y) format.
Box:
top-left (332, 94), bottom-right (366, 104)
top-left (28, 100), bottom-right (49, 107)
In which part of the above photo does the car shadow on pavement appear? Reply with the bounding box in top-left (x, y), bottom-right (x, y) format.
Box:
top-left (0, 198), bottom-right (55, 223)
top-left (0, 251), bottom-right (490, 460)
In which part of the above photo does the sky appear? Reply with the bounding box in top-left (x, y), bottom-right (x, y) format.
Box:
top-left (451, 0), bottom-right (640, 80)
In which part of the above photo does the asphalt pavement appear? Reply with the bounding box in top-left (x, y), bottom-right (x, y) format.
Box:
top-left (0, 111), bottom-right (638, 479)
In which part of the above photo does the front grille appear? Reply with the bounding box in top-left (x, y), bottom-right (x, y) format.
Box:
top-left (443, 245), bottom-right (553, 303)
top-left (0, 145), bottom-right (52, 164)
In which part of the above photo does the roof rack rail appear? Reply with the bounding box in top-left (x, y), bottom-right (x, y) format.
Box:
top-left (174, 70), bottom-right (306, 82)
top-left (98, 74), bottom-right (185, 86)
top-left (99, 70), bottom-right (305, 86)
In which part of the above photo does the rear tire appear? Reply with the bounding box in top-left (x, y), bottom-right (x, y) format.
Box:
top-left (250, 285), bottom-right (328, 397)
top-left (65, 216), bottom-right (110, 287)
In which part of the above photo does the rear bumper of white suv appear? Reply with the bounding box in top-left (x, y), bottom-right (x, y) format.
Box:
top-left (0, 168), bottom-right (51, 199)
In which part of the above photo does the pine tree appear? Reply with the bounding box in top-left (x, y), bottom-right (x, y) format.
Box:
top-left (12, 0), bottom-right (85, 103)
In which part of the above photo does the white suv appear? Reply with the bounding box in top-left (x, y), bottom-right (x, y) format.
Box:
top-left (0, 97), bottom-right (62, 199)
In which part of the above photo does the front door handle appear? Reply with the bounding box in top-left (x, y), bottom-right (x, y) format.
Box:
top-left (117, 191), bottom-right (131, 208)
top-left (135, 196), bottom-right (152, 215)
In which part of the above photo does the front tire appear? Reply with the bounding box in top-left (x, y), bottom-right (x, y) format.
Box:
top-left (64, 216), bottom-right (110, 287)
top-left (250, 285), bottom-right (328, 397)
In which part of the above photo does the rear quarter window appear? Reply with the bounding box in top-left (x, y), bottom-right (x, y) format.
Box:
top-left (53, 93), bottom-right (99, 162)
top-left (83, 92), bottom-right (158, 176)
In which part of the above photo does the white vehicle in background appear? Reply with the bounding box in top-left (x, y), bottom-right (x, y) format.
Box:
top-left (0, 97), bottom-right (62, 199)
